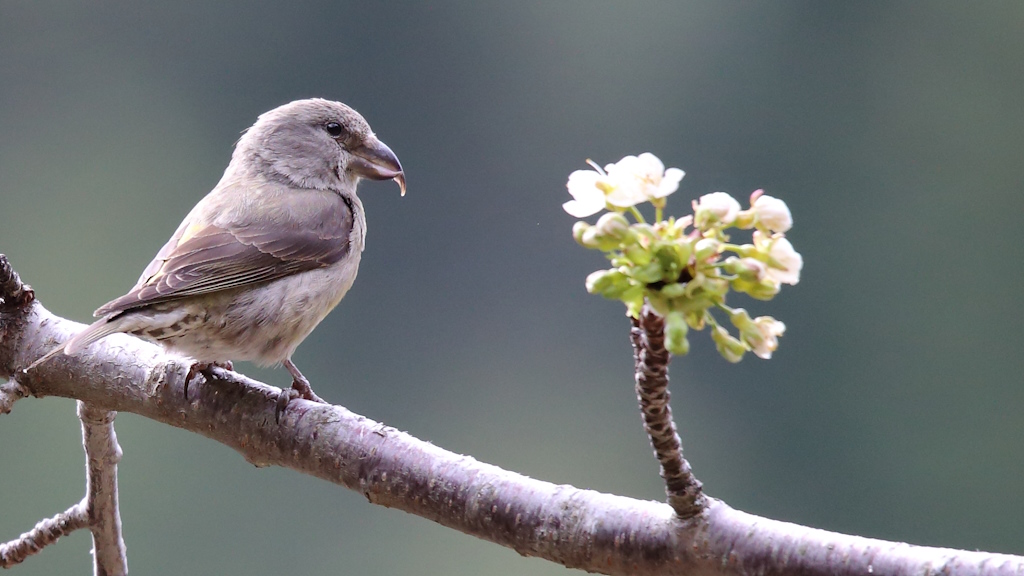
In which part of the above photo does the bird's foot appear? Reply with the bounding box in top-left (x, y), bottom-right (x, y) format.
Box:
top-left (275, 358), bottom-right (327, 423)
top-left (289, 373), bottom-right (325, 404)
top-left (185, 361), bottom-right (234, 397)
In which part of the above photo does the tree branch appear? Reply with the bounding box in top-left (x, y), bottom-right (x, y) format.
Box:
top-left (78, 401), bottom-right (128, 576)
top-left (2, 255), bottom-right (1024, 575)
top-left (0, 502), bottom-right (89, 568)
top-left (630, 305), bottom-right (706, 518)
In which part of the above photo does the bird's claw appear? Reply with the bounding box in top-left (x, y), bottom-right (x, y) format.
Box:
top-left (184, 361), bottom-right (234, 398)
top-left (275, 388), bottom-right (300, 423)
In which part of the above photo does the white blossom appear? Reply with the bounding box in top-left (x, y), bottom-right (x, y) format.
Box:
top-left (747, 316), bottom-right (786, 359)
top-left (603, 153), bottom-right (684, 208)
top-left (754, 231), bottom-right (802, 285)
top-left (752, 194), bottom-right (793, 233)
top-left (563, 153), bottom-right (684, 216)
top-left (694, 192), bottom-right (741, 227)
top-left (563, 170), bottom-right (609, 217)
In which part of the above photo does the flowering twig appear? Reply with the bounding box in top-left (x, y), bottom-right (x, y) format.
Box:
top-left (630, 305), bottom-right (705, 518)
top-left (565, 154), bottom-right (801, 513)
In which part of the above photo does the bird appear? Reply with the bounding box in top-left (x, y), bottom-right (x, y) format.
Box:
top-left (31, 98), bottom-right (405, 410)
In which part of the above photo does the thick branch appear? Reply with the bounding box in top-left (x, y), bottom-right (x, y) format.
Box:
top-left (0, 378), bottom-right (29, 414)
top-left (78, 402), bottom-right (128, 576)
top-left (0, 254), bottom-right (34, 308)
top-left (1, 281), bottom-right (1022, 573)
top-left (630, 305), bottom-right (705, 518)
top-left (0, 502), bottom-right (89, 568)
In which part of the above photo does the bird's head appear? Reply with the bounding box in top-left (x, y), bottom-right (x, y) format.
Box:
top-left (236, 98), bottom-right (405, 195)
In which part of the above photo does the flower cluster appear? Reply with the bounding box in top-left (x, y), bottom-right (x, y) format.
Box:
top-left (566, 154), bottom-right (802, 362)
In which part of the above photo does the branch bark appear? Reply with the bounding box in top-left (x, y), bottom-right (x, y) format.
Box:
top-left (0, 503), bottom-right (89, 568)
top-left (2, 257), bottom-right (1024, 575)
top-left (630, 305), bottom-right (705, 518)
top-left (78, 401), bottom-right (128, 576)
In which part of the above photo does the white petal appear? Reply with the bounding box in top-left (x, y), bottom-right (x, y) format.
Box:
top-left (654, 168), bottom-right (685, 198)
top-left (696, 192), bottom-right (741, 225)
top-left (753, 195), bottom-right (793, 233)
top-left (767, 236), bottom-right (803, 285)
top-left (563, 198), bottom-right (604, 218)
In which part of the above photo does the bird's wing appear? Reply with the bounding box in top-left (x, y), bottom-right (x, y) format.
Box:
top-left (95, 193), bottom-right (355, 317)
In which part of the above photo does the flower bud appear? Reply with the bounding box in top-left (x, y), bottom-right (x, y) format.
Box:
top-left (693, 192), bottom-right (741, 229)
top-left (722, 256), bottom-right (767, 282)
top-left (701, 276), bottom-right (730, 297)
top-left (658, 282), bottom-right (687, 298)
top-left (733, 209), bottom-right (755, 229)
top-left (752, 194), bottom-right (793, 233)
top-left (728, 308), bottom-right (755, 332)
top-left (595, 212), bottom-right (630, 240)
top-left (736, 278), bottom-right (781, 301)
top-left (585, 269), bottom-right (625, 295)
top-left (582, 227), bottom-right (622, 251)
top-left (744, 316), bottom-right (785, 359)
top-left (671, 215), bottom-right (694, 236)
top-left (711, 326), bottom-right (746, 363)
top-left (694, 238), bottom-right (721, 261)
top-left (646, 292), bottom-right (671, 316)
top-left (665, 311), bottom-right (690, 356)
top-left (624, 244), bottom-right (652, 266)
top-left (654, 245), bottom-right (682, 281)
top-left (685, 311), bottom-right (706, 330)
top-left (630, 261), bottom-right (664, 284)
top-left (673, 238), bottom-right (693, 263)
top-left (572, 221), bottom-right (592, 247)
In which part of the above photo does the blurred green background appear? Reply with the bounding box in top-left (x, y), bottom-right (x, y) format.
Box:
top-left (2, 1), bottom-right (1023, 574)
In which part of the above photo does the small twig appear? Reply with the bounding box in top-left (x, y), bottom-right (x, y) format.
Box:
top-left (0, 254), bottom-right (34, 308)
top-left (630, 304), bottom-right (706, 518)
top-left (0, 501), bottom-right (89, 568)
top-left (78, 401), bottom-right (128, 576)
top-left (0, 378), bottom-right (30, 414)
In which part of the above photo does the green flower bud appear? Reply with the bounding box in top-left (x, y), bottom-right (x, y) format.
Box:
top-left (733, 209), bottom-right (755, 229)
top-left (646, 292), bottom-right (671, 316)
top-left (624, 244), bottom-right (652, 265)
top-left (728, 308), bottom-right (755, 332)
top-left (658, 282), bottom-right (687, 298)
top-left (673, 238), bottom-right (693, 264)
top-left (631, 223), bottom-right (658, 245)
top-left (595, 212), bottom-right (630, 241)
top-left (685, 311), bottom-right (706, 330)
top-left (711, 326), bottom-right (746, 363)
top-left (665, 311), bottom-right (690, 356)
top-left (582, 227), bottom-right (622, 251)
top-left (655, 245), bottom-right (682, 281)
top-left (702, 276), bottom-right (730, 297)
top-left (733, 278), bottom-right (781, 301)
top-left (572, 221), bottom-right (592, 247)
top-left (622, 285), bottom-right (645, 317)
top-left (722, 256), bottom-right (766, 282)
top-left (694, 238), bottom-right (721, 261)
top-left (585, 269), bottom-right (626, 295)
top-left (630, 261), bottom-right (664, 284)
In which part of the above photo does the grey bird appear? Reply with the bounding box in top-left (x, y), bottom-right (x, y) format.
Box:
top-left (32, 98), bottom-right (404, 406)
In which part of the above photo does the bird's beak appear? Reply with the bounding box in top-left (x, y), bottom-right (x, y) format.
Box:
top-left (350, 137), bottom-right (406, 196)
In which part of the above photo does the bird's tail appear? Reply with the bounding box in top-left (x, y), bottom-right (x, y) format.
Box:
top-left (26, 316), bottom-right (123, 372)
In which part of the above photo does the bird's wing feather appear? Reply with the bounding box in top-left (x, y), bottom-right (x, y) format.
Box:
top-left (95, 192), bottom-right (355, 317)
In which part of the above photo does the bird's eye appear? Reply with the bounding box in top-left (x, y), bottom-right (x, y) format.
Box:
top-left (325, 122), bottom-right (345, 138)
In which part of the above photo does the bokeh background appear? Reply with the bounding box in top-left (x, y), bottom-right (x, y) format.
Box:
top-left (2, 2), bottom-right (1023, 574)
